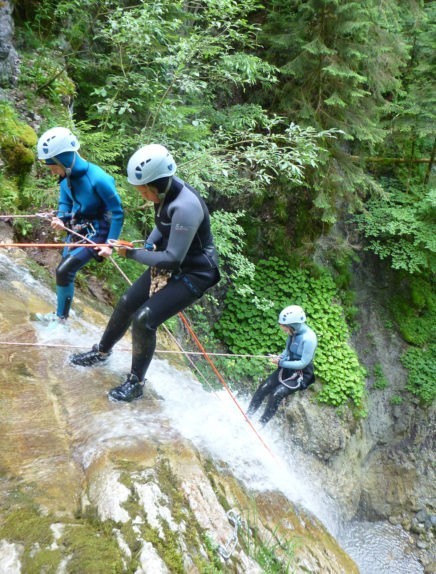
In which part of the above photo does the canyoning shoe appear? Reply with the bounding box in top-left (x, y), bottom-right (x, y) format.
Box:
top-left (108, 374), bottom-right (144, 403)
top-left (70, 344), bottom-right (111, 367)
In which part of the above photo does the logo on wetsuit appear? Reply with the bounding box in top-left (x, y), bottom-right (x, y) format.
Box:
top-left (175, 223), bottom-right (189, 232)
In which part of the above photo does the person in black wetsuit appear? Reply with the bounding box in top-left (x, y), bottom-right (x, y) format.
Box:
top-left (71, 144), bottom-right (220, 402)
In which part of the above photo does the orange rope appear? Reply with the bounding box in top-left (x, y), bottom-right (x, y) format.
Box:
top-left (0, 243), bottom-right (110, 248)
top-left (177, 312), bottom-right (278, 461)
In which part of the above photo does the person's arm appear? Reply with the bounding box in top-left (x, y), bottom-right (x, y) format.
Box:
top-left (126, 198), bottom-right (204, 270)
top-left (279, 332), bottom-right (317, 370)
top-left (145, 227), bottom-right (162, 249)
top-left (56, 183), bottom-right (73, 222)
top-left (94, 176), bottom-right (124, 241)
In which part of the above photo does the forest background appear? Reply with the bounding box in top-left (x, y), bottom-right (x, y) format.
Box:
top-left (1, 0), bottom-right (434, 414)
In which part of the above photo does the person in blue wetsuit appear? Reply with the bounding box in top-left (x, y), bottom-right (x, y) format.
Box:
top-left (36, 127), bottom-right (124, 324)
top-left (71, 144), bottom-right (220, 403)
top-left (247, 305), bottom-right (317, 425)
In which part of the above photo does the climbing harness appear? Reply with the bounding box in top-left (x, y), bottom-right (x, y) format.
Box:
top-left (278, 369), bottom-right (304, 390)
top-left (218, 509), bottom-right (244, 560)
top-left (70, 220), bottom-right (96, 240)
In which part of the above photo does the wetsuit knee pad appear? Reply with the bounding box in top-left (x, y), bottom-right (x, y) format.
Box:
top-left (134, 306), bottom-right (155, 332)
top-left (56, 256), bottom-right (83, 286)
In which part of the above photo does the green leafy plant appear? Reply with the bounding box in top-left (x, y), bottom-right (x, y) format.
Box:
top-left (390, 395), bottom-right (404, 405)
top-left (372, 364), bottom-right (388, 390)
top-left (401, 345), bottom-right (436, 405)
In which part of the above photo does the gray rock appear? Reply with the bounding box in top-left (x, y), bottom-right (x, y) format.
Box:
top-left (0, 1), bottom-right (19, 87)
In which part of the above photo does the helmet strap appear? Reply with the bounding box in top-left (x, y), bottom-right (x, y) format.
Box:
top-left (157, 176), bottom-right (173, 201)
top-left (53, 153), bottom-right (77, 190)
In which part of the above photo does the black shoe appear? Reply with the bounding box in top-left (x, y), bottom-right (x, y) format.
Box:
top-left (108, 374), bottom-right (144, 403)
top-left (70, 344), bottom-right (111, 367)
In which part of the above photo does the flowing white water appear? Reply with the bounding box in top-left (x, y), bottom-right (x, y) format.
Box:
top-left (0, 252), bottom-right (424, 573)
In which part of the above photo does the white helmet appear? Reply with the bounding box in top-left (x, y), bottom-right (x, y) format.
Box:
top-left (127, 144), bottom-right (176, 185)
top-left (37, 127), bottom-right (80, 160)
top-left (278, 305), bottom-right (306, 326)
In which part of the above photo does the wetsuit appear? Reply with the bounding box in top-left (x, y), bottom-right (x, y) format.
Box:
top-left (247, 323), bottom-right (317, 424)
top-left (54, 155), bottom-right (123, 318)
top-left (97, 176), bottom-right (220, 380)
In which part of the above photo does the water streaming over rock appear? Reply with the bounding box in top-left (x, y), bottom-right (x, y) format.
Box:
top-left (0, 251), bottom-right (424, 573)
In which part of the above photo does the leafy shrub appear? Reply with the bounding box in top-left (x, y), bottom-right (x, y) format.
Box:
top-left (372, 364), bottom-right (388, 390)
top-left (401, 345), bottom-right (436, 405)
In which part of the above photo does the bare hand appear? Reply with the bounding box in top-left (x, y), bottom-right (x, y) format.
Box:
top-left (94, 245), bottom-right (112, 258)
top-left (269, 355), bottom-right (280, 365)
top-left (50, 217), bottom-right (65, 231)
top-left (108, 239), bottom-right (134, 258)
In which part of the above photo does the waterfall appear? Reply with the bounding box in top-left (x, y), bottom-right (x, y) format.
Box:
top-left (0, 251), bottom-right (424, 573)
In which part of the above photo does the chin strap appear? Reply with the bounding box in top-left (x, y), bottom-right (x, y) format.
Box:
top-left (53, 153), bottom-right (77, 189)
top-left (158, 176), bottom-right (173, 200)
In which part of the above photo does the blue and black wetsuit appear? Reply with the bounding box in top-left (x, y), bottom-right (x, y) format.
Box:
top-left (55, 155), bottom-right (123, 318)
top-left (97, 176), bottom-right (220, 380)
top-left (247, 323), bottom-right (317, 424)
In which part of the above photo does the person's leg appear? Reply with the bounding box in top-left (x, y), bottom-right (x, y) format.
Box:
top-left (70, 270), bottom-right (151, 366)
top-left (247, 370), bottom-right (280, 416)
top-left (259, 383), bottom-right (294, 425)
top-left (108, 272), bottom-right (207, 402)
top-left (99, 270), bottom-right (152, 352)
top-left (55, 219), bottom-right (111, 319)
top-left (56, 250), bottom-right (95, 318)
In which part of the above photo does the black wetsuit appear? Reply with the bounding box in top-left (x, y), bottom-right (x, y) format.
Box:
top-left (98, 176), bottom-right (220, 380)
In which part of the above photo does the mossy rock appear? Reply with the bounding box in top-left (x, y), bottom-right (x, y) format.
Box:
top-left (0, 102), bottom-right (37, 175)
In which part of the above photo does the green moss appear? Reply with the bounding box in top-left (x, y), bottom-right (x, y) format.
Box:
top-left (0, 484), bottom-right (125, 573)
top-left (0, 506), bottom-right (54, 545)
top-left (0, 102), bottom-right (37, 176)
top-left (62, 522), bottom-right (124, 574)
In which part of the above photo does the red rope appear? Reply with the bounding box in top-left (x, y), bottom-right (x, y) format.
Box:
top-left (177, 312), bottom-right (278, 461)
top-left (0, 243), bottom-right (110, 248)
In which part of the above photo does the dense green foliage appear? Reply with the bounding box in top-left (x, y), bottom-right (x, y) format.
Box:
top-left (215, 258), bottom-right (366, 408)
top-left (354, 179), bottom-right (435, 274)
top-left (1, 0), bottom-right (433, 409)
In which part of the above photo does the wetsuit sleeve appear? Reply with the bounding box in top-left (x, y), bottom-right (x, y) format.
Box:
top-left (279, 331), bottom-right (317, 370)
top-left (94, 176), bottom-right (124, 240)
top-left (146, 226), bottom-right (163, 246)
top-left (126, 200), bottom-right (204, 270)
top-left (57, 182), bottom-right (73, 222)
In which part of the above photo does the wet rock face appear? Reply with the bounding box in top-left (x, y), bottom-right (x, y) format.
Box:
top-left (0, 1), bottom-right (19, 87)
